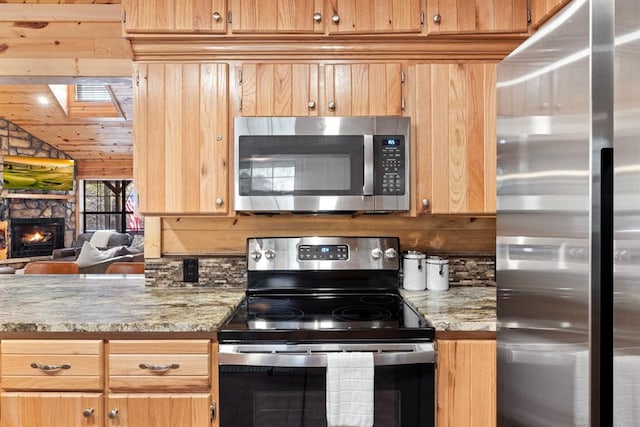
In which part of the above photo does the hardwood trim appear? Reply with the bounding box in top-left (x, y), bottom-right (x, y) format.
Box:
top-left (0, 4), bottom-right (122, 22)
top-left (0, 58), bottom-right (132, 78)
top-left (129, 37), bottom-right (526, 61)
top-left (436, 331), bottom-right (496, 340)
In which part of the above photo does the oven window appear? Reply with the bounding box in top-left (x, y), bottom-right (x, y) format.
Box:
top-left (238, 135), bottom-right (364, 196)
top-left (219, 364), bottom-right (434, 427)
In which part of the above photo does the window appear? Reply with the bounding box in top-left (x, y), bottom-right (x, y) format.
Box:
top-left (74, 84), bottom-right (111, 102)
top-left (81, 180), bottom-right (143, 234)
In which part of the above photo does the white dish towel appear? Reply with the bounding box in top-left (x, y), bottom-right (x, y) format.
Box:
top-left (326, 352), bottom-right (374, 427)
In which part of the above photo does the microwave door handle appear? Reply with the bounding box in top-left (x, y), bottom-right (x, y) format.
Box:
top-left (363, 134), bottom-right (374, 196)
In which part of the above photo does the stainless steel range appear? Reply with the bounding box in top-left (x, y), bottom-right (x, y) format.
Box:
top-left (217, 237), bottom-right (435, 427)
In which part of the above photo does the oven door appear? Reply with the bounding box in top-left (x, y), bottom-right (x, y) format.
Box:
top-left (235, 131), bottom-right (373, 212)
top-left (218, 343), bottom-right (435, 427)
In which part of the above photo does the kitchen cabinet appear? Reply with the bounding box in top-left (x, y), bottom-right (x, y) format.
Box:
top-left (133, 62), bottom-right (229, 215)
top-left (106, 340), bottom-right (217, 427)
top-left (0, 340), bottom-right (104, 427)
top-left (436, 339), bottom-right (496, 427)
top-left (425, 0), bottom-right (528, 35)
top-left (122, 0), bottom-right (227, 33)
top-left (411, 63), bottom-right (496, 214)
top-left (530, 0), bottom-right (571, 30)
top-left (239, 62), bottom-right (403, 117)
top-left (327, 0), bottom-right (422, 34)
top-left (230, 0), bottom-right (324, 34)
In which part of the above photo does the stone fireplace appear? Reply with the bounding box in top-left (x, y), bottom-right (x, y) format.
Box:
top-left (10, 217), bottom-right (65, 258)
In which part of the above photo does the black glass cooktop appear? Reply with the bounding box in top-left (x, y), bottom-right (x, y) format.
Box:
top-left (218, 292), bottom-right (434, 343)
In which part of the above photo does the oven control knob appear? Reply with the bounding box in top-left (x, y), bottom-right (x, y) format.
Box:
top-left (371, 248), bottom-right (383, 260)
top-left (264, 249), bottom-right (276, 261)
top-left (250, 250), bottom-right (262, 261)
top-left (384, 248), bottom-right (397, 260)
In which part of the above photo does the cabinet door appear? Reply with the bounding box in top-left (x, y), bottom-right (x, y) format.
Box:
top-left (133, 63), bottom-right (229, 215)
top-left (123, 0), bottom-right (227, 33)
top-left (412, 63), bottom-right (496, 214)
top-left (426, 0), bottom-right (528, 35)
top-left (239, 63), bottom-right (320, 116)
top-left (321, 63), bottom-right (403, 116)
top-left (530, 0), bottom-right (571, 30)
top-left (106, 394), bottom-right (212, 427)
top-left (327, 0), bottom-right (422, 34)
top-left (230, 0), bottom-right (323, 33)
top-left (436, 339), bottom-right (496, 427)
top-left (1, 393), bottom-right (103, 427)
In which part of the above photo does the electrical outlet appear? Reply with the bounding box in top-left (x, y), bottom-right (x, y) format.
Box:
top-left (183, 258), bottom-right (199, 282)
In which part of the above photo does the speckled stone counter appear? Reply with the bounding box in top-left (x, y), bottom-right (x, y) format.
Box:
top-left (0, 275), bottom-right (245, 335)
top-left (401, 286), bottom-right (496, 332)
top-left (0, 275), bottom-right (495, 336)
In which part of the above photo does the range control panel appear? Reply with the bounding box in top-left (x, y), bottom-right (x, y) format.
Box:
top-left (298, 244), bottom-right (349, 261)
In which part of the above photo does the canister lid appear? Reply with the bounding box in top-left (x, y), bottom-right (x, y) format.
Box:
top-left (427, 255), bottom-right (448, 264)
top-left (403, 250), bottom-right (426, 259)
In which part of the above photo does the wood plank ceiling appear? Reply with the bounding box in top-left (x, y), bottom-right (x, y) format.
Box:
top-left (0, 0), bottom-right (133, 179)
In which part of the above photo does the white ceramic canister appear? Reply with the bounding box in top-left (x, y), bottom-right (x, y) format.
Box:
top-left (402, 251), bottom-right (427, 291)
top-left (426, 256), bottom-right (449, 291)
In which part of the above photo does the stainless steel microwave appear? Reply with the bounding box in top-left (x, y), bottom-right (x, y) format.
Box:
top-left (234, 116), bottom-right (410, 213)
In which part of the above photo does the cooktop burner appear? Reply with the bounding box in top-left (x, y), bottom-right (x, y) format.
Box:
top-left (219, 292), bottom-right (434, 343)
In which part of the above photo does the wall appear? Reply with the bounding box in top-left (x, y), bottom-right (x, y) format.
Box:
top-left (0, 118), bottom-right (76, 249)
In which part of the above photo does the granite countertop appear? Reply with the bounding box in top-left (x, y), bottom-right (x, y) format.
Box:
top-left (401, 286), bottom-right (496, 332)
top-left (0, 275), bottom-right (496, 334)
top-left (0, 275), bottom-right (245, 334)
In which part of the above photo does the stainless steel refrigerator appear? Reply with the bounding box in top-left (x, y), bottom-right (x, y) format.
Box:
top-left (496, 0), bottom-right (640, 425)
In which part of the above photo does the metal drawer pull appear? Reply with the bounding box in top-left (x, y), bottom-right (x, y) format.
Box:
top-left (83, 408), bottom-right (95, 418)
top-left (138, 362), bottom-right (180, 372)
top-left (30, 362), bottom-right (71, 371)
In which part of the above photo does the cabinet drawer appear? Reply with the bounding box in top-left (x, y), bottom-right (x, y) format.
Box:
top-left (1, 340), bottom-right (103, 391)
top-left (108, 340), bottom-right (211, 392)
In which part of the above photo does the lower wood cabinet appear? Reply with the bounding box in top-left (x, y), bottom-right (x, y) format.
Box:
top-left (0, 339), bottom-right (219, 427)
top-left (106, 393), bottom-right (213, 427)
top-left (436, 339), bottom-right (497, 427)
top-left (106, 339), bottom-right (217, 427)
top-left (1, 392), bottom-right (103, 427)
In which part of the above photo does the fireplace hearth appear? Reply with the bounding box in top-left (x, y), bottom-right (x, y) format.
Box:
top-left (10, 218), bottom-right (65, 258)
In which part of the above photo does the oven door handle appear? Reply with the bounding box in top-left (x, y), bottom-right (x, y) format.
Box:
top-left (218, 344), bottom-right (435, 367)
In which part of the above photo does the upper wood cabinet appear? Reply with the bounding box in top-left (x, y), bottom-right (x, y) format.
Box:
top-left (230, 0), bottom-right (324, 34)
top-left (411, 63), bottom-right (496, 215)
top-left (425, 0), bottom-right (528, 35)
top-left (133, 63), bottom-right (229, 215)
top-left (122, 0), bottom-right (227, 33)
top-left (530, 0), bottom-right (571, 30)
top-left (239, 62), bottom-right (403, 117)
top-left (327, 0), bottom-right (422, 34)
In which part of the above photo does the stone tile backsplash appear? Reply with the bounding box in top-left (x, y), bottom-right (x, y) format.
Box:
top-left (144, 255), bottom-right (495, 288)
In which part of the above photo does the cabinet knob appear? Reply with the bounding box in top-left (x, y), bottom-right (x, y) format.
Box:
top-left (215, 197), bottom-right (224, 206)
top-left (108, 409), bottom-right (119, 419)
top-left (328, 101), bottom-right (336, 111)
top-left (433, 14), bottom-right (441, 24)
top-left (308, 100), bottom-right (316, 109)
top-left (82, 408), bottom-right (94, 418)
top-left (422, 198), bottom-right (430, 208)
top-left (332, 14), bottom-right (340, 24)
top-left (212, 12), bottom-right (222, 22)
top-left (313, 12), bottom-right (322, 22)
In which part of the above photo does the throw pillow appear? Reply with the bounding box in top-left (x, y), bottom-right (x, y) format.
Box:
top-left (76, 241), bottom-right (123, 268)
top-left (89, 230), bottom-right (114, 249)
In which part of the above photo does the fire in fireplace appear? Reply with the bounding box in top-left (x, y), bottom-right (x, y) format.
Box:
top-left (10, 218), bottom-right (65, 258)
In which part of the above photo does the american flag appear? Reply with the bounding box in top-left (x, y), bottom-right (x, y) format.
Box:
top-left (125, 191), bottom-right (142, 231)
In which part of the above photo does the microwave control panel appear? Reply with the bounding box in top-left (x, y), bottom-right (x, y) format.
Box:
top-left (374, 135), bottom-right (406, 195)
